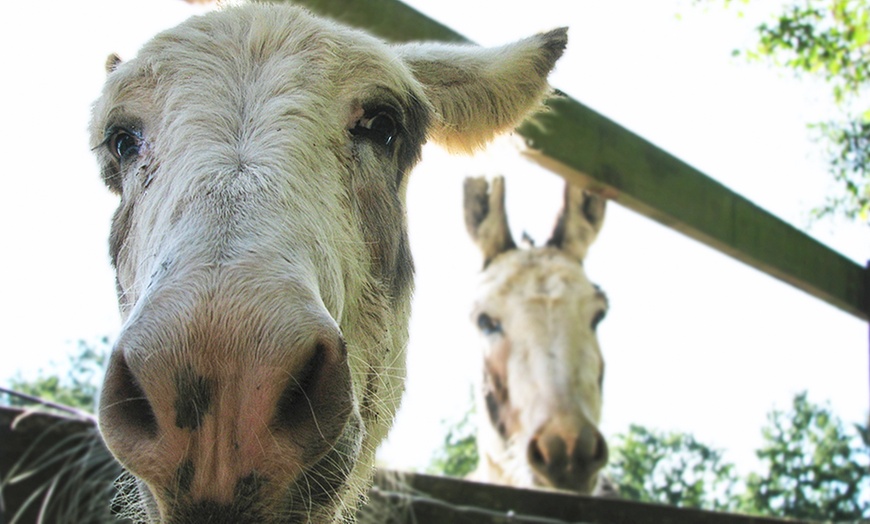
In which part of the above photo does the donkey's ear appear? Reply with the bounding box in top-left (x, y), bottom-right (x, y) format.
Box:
top-left (105, 53), bottom-right (123, 74)
top-left (464, 176), bottom-right (516, 267)
top-left (546, 184), bottom-right (606, 261)
top-left (397, 28), bottom-right (567, 153)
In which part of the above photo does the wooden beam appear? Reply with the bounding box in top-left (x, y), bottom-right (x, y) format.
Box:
top-left (293, 0), bottom-right (868, 320)
top-left (293, 0), bottom-right (468, 43)
top-left (519, 97), bottom-right (869, 321)
top-left (369, 470), bottom-right (806, 524)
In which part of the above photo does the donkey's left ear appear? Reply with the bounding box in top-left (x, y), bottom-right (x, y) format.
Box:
top-left (396, 28), bottom-right (567, 153)
top-left (547, 184), bottom-right (606, 262)
top-left (105, 53), bottom-right (123, 74)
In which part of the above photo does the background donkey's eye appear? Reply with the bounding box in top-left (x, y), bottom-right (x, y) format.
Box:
top-left (350, 109), bottom-right (398, 148)
top-left (107, 129), bottom-right (142, 162)
top-left (476, 313), bottom-right (502, 335)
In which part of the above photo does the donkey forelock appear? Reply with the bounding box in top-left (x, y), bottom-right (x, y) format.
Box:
top-left (91, 4), bottom-right (565, 522)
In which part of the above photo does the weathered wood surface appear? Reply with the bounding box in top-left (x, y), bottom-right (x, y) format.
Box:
top-left (367, 470), bottom-right (810, 524)
top-left (293, 0), bottom-right (869, 321)
top-left (2, 407), bottom-right (821, 524)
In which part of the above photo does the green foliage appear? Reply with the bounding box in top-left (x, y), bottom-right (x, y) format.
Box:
top-left (608, 424), bottom-right (738, 511)
top-left (750, 0), bottom-right (870, 102)
top-left (752, 0), bottom-right (870, 222)
top-left (739, 392), bottom-right (870, 520)
top-left (4, 337), bottom-right (110, 413)
top-left (608, 392), bottom-right (869, 519)
top-left (698, 0), bottom-right (870, 222)
top-left (431, 391), bottom-right (869, 518)
top-left (428, 403), bottom-right (479, 478)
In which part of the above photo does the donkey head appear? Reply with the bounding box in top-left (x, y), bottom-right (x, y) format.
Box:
top-left (464, 176), bottom-right (608, 494)
top-left (90, 5), bottom-right (566, 522)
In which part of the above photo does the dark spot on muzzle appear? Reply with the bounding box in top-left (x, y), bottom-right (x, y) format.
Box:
top-left (169, 500), bottom-right (262, 524)
top-left (483, 362), bottom-right (513, 440)
top-left (167, 472), bottom-right (266, 524)
top-left (174, 367), bottom-right (214, 430)
top-left (176, 460), bottom-right (195, 494)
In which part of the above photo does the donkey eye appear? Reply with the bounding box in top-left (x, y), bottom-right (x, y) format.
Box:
top-left (476, 313), bottom-right (502, 336)
top-left (107, 128), bottom-right (142, 162)
top-left (351, 110), bottom-right (398, 148)
top-left (591, 310), bottom-right (607, 331)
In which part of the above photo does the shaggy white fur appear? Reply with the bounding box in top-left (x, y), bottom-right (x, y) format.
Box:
top-left (464, 176), bottom-right (610, 495)
top-left (90, 4), bottom-right (565, 523)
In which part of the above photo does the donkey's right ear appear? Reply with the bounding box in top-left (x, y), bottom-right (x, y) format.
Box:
top-left (546, 183), bottom-right (606, 261)
top-left (105, 53), bottom-right (123, 74)
top-left (464, 176), bottom-right (516, 267)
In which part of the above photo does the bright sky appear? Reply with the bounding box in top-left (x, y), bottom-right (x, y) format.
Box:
top-left (1, 0), bottom-right (867, 479)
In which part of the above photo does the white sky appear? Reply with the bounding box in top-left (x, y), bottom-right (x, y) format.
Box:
top-left (1, 0), bottom-right (867, 478)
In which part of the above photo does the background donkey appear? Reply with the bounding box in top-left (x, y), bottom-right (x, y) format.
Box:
top-left (90, 4), bottom-right (565, 522)
top-left (464, 175), bottom-right (611, 495)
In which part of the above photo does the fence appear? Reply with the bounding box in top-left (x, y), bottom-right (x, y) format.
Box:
top-left (1, 407), bottom-right (815, 524)
top-left (3, 2), bottom-right (867, 522)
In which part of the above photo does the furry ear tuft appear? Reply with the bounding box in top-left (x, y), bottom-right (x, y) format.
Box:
top-left (464, 176), bottom-right (516, 267)
top-left (105, 53), bottom-right (123, 74)
top-left (547, 184), bottom-right (607, 261)
top-left (398, 28), bottom-right (567, 154)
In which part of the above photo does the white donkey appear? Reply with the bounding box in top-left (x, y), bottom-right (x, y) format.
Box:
top-left (90, 4), bottom-right (566, 523)
top-left (464, 176), bottom-right (610, 495)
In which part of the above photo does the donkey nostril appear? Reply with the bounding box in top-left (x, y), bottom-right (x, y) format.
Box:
top-left (100, 350), bottom-right (158, 439)
top-left (273, 334), bottom-right (352, 440)
top-left (275, 345), bottom-right (325, 431)
top-left (591, 431), bottom-right (608, 464)
top-left (272, 335), bottom-right (353, 462)
top-left (527, 437), bottom-right (547, 469)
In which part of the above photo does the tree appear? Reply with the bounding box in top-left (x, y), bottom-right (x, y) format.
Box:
top-left (608, 393), bottom-right (870, 519)
top-left (608, 424), bottom-right (739, 511)
top-left (427, 401), bottom-right (479, 478)
top-left (429, 392), bottom-right (869, 518)
top-left (739, 392), bottom-right (870, 520)
top-left (701, 0), bottom-right (870, 222)
top-left (3, 337), bottom-right (110, 413)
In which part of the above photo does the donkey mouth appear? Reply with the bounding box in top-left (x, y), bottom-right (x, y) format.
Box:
top-left (161, 416), bottom-right (363, 524)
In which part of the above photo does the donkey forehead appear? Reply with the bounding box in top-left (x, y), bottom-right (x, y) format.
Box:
top-left (92, 6), bottom-right (426, 138)
top-left (478, 248), bottom-right (603, 305)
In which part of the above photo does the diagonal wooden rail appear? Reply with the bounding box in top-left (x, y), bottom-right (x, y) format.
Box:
top-left (293, 0), bottom-right (869, 322)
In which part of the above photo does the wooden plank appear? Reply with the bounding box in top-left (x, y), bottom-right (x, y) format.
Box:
top-left (0, 409), bottom-right (818, 524)
top-left (293, 0), bottom-right (468, 43)
top-left (292, 0), bottom-right (869, 321)
top-left (518, 97), bottom-right (868, 320)
top-left (369, 470), bottom-right (807, 524)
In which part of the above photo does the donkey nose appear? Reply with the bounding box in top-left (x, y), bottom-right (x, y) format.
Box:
top-left (527, 419), bottom-right (608, 492)
top-left (99, 320), bottom-right (353, 501)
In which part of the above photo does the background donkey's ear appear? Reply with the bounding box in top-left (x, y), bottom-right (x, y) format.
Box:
top-left (397, 28), bottom-right (567, 153)
top-left (546, 183), bottom-right (606, 261)
top-left (464, 176), bottom-right (516, 267)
